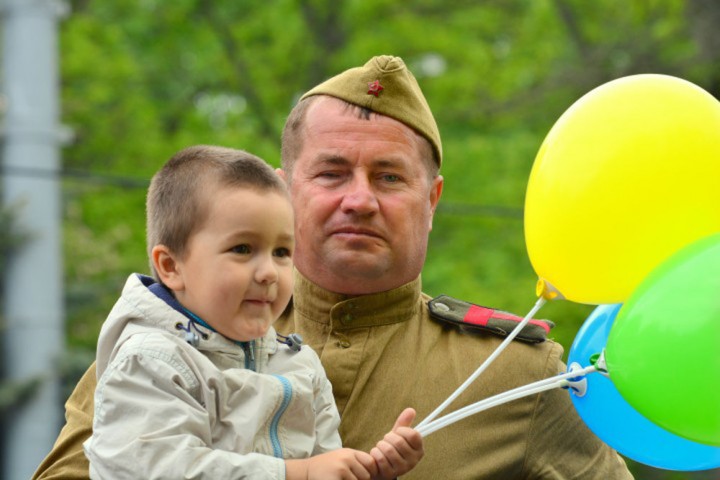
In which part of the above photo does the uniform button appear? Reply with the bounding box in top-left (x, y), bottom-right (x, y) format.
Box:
top-left (343, 313), bottom-right (353, 323)
top-left (338, 339), bottom-right (351, 348)
top-left (435, 302), bottom-right (450, 312)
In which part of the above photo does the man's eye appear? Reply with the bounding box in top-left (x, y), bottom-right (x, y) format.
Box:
top-left (273, 247), bottom-right (292, 258)
top-left (382, 174), bottom-right (400, 183)
top-left (232, 244), bottom-right (251, 254)
top-left (318, 171), bottom-right (341, 179)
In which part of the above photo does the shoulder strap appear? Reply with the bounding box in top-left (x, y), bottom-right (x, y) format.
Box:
top-left (428, 294), bottom-right (554, 343)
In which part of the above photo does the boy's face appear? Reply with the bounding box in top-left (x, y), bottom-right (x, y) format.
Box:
top-left (170, 187), bottom-right (294, 342)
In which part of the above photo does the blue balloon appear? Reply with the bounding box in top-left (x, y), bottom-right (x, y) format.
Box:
top-left (568, 303), bottom-right (720, 471)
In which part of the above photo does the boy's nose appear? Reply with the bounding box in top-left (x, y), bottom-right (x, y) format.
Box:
top-left (255, 255), bottom-right (279, 284)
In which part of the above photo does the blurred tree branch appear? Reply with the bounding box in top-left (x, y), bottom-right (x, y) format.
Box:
top-left (686, 0), bottom-right (720, 97)
top-left (194, 2), bottom-right (281, 142)
top-left (297, 0), bottom-right (348, 89)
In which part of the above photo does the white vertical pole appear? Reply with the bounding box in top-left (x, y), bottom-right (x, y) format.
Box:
top-left (1, 0), bottom-right (68, 477)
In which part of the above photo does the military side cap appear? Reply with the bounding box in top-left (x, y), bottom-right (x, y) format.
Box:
top-left (301, 55), bottom-right (443, 166)
top-left (428, 295), bottom-right (555, 343)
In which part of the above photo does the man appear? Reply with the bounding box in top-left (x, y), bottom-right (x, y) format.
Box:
top-left (34, 55), bottom-right (632, 479)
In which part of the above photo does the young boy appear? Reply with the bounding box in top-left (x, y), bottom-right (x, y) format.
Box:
top-left (83, 145), bottom-right (423, 479)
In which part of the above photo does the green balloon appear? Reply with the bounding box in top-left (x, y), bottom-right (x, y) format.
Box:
top-left (606, 233), bottom-right (720, 446)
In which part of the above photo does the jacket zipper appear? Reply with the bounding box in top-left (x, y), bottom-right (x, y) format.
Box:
top-left (269, 375), bottom-right (292, 458)
top-left (240, 341), bottom-right (256, 371)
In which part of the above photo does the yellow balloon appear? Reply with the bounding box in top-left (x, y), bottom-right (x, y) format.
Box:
top-left (524, 74), bottom-right (720, 304)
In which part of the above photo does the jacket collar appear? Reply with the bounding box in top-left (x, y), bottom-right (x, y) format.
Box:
top-left (291, 269), bottom-right (422, 330)
top-left (137, 274), bottom-right (279, 356)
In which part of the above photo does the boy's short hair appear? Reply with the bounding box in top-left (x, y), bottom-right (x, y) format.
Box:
top-left (146, 145), bottom-right (287, 279)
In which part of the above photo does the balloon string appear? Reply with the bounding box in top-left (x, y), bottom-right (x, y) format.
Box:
top-left (417, 365), bottom-right (597, 437)
top-left (416, 296), bottom-right (547, 429)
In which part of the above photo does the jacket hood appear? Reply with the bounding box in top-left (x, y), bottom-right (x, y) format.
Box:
top-left (95, 274), bottom-right (278, 378)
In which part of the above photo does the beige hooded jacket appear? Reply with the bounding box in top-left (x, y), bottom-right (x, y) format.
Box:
top-left (83, 274), bottom-right (341, 479)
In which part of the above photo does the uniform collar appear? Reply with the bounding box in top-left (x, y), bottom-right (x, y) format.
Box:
top-left (292, 269), bottom-right (422, 329)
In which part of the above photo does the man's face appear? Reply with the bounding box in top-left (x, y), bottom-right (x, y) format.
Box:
top-left (286, 96), bottom-right (443, 295)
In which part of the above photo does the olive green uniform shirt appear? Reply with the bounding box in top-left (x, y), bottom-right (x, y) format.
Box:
top-left (33, 271), bottom-right (632, 479)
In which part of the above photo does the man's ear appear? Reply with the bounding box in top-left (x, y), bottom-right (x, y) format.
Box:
top-left (428, 175), bottom-right (444, 231)
top-left (151, 245), bottom-right (184, 291)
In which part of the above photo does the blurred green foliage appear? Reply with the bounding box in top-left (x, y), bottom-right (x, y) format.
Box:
top-left (47, 0), bottom-right (720, 477)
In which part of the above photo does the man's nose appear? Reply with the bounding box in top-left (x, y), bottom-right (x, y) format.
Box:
top-left (340, 177), bottom-right (379, 216)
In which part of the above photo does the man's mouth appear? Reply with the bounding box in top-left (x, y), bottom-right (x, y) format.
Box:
top-left (331, 227), bottom-right (382, 239)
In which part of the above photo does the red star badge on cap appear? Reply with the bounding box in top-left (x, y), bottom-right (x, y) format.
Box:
top-left (367, 80), bottom-right (384, 97)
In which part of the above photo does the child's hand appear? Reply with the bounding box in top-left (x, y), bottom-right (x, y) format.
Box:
top-left (286, 448), bottom-right (378, 480)
top-left (370, 408), bottom-right (424, 479)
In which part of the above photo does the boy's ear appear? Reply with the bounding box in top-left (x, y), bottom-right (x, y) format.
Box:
top-left (275, 168), bottom-right (287, 183)
top-left (152, 245), bottom-right (184, 291)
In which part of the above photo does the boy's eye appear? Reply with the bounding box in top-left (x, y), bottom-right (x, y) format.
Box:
top-left (232, 244), bottom-right (251, 254)
top-left (273, 247), bottom-right (292, 258)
